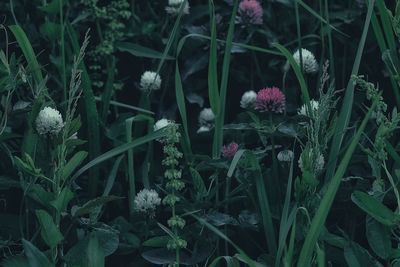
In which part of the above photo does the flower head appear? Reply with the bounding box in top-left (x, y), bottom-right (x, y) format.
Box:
top-left (134, 189), bottom-right (161, 214)
top-left (222, 142), bottom-right (239, 158)
top-left (240, 90), bottom-right (257, 109)
top-left (293, 49), bottom-right (318, 74)
top-left (298, 148), bottom-right (324, 174)
top-left (36, 107), bottom-right (64, 136)
top-left (236, 0), bottom-right (263, 25)
top-left (166, 0), bottom-right (190, 15)
top-left (140, 71), bottom-right (162, 91)
top-left (199, 108), bottom-right (215, 126)
top-left (298, 99), bottom-right (319, 117)
top-left (277, 150), bottom-right (294, 162)
top-left (255, 87), bottom-right (286, 113)
top-left (154, 118), bottom-right (172, 131)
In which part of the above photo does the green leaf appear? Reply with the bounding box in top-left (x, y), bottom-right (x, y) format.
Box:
top-left (50, 187), bottom-right (74, 213)
top-left (61, 151), bottom-right (88, 181)
top-left (22, 239), bottom-right (54, 267)
top-left (26, 184), bottom-right (55, 207)
top-left (366, 217), bottom-right (392, 259)
top-left (39, 0), bottom-right (64, 14)
top-left (2, 255), bottom-right (29, 267)
top-left (143, 236), bottom-right (170, 247)
top-left (351, 191), bottom-right (400, 226)
top-left (115, 42), bottom-right (174, 60)
top-left (87, 233), bottom-right (105, 267)
top-left (35, 210), bottom-right (63, 249)
top-left (344, 241), bottom-right (382, 267)
top-left (71, 196), bottom-right (121, 217)
top-left (71, 130), bottom-right (166, 181)
top-left (189, 167), bottom-right (207, 200)
top-left (9, 25), bottom-right (43, 85)
top-left (93, 225), bottom-right (120, 256)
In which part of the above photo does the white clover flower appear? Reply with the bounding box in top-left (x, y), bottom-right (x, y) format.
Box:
top-left (166, 0), bottom-right (190, 15)
top-left (240, 90), bottom-right (257, 109)
top-left (298, 148), bottom-right (324, 173)
top-left (134, 189), bottom-right (161, 214)
top-left (154, 118), bottom-right (172, 131)
top-left (277, 150), bottom-right (294, 162)
top-left (293, 49), bottom-right (318, 74)
top-left (298, 100), bottom-right (319, 117)
top-left (140, 71), bottom-right (162, 91)
top-left (36, 107), bottom-right (64, 136)
top-left (197, 125), bottom-right (211, 134)
top-left (199, 108), bottom-right (215, 126)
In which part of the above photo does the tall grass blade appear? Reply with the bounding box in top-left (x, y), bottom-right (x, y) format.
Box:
top-left (324, 0), bottom-right (375, 182)
top-left (213, 0), bottom-right (239, 158)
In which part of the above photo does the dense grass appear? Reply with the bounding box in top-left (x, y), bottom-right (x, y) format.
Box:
top-left (1, 0), bottom-right (400, 266)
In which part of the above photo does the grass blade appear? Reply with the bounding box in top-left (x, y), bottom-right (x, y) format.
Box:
top-left (208, 0), bottom-right (220, 129)
top-left (70, 128), bottom-right (165, 182)
top-left (324, 0), bottom-right (375, 182)
top-left (212, 0), bottom-right (239, 158)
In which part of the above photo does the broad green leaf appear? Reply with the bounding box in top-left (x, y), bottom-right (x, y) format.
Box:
top-left (351, 191), bottom-right (400, 226)
top-left (39, 0), bottom-right (64, 14)
top-left (189, 167), bottom-right (207, 200)
top-left (35, 210), bottom-right (63, 249)
top-left (143, 236), bottom-right (170, 247)
top-left (366, 217), bottom-right (391, 259)
top-left (50, 187), bottom-right (74, 213)
top-left (87, 234), bottom-right (105, 267)
top-left (22, 239), bottom-right (54, 267)
top-left (61, 151), bottom-right (88, 181)
top-left (344, 241), bottom-right (382, 267)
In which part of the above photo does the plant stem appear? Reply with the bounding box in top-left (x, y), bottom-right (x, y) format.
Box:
top-left (60, 0), bottom-right (66, 101)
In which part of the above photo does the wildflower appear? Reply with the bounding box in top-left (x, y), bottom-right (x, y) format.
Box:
top-left (240, 90), bottom-right (257, 109)
top-left (298, 100), bottom-right (319, 117)
top-left (134, 189), bottom-right (161, 214)
top-left (36, 107), bottom-right (64, 136)
top-left (154, 119), bottom-right (172, 131)
top-left (293, 49), bottom-right (318, 74)
top-left (236, 0), bottom-right (263, 25)
top-left (199, 108), bottom-right (215, 126)
top-left (298, 148), bottom-right (324, 173)
top-left (166, 0), bottom-right (190, 15)
top-left (140, 71), bottom-right (162, 91)
top-left (222, 142), bottom-right (239, 158)
top-left (277, 150), bottom-right (294, 162)
top-left (254, 87), bottom-right (286, 113)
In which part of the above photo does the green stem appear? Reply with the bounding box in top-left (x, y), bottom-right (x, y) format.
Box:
top-left (269, 114), bottom-right (281, 206)
top-left (60, 0), bottom-right (66, 101)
